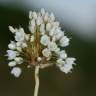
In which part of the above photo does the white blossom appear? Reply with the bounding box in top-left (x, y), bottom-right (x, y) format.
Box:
top-left (56, 59), bottom-right (65, 67)
top-left (49, 27), bottom-right (56, 36)
top-left (48, 42), bottom-right (58, 51)
top-left (14, 57), bottom-right (23, 64)
top-left (16, 41), bottom-right (27, 48)
top-left (8, 61), bottom-right (16, 67)
top-left (46, 23), bottom-right (52, 31)
top-left (52, 36), bottom-right (56, 42)
top-left (58, 50), bottom-right (67, 59)
top-left (29, 26), bottom-right (35, 33)
top-left (21, 42), bottom-right (27, 48)
top-left (36, 16), bottom-right (43, 26)
top-left (40, 24), bottom-right (45, 34)
top-left (54, 48), bottom-right (60, 53)
top-left (11, 67), bottom-right (22, 78)
top-left (60, 36), bottom-right (70, 47)
top-left (29, 11), bottom-right (33, 19)
top-left (40, 35), bottom-right (50, 46)
top-left (30, 35), bottom-right (34, 42)
top-left (54, 30), bottom-right (64, 40)
top-left (29, 19), bottom-right (35, 33)
top-left (42, 48), bottom-right (51, 58)
top-left (19, 27), bottom-right (24, 33)
top-left (30, 19), bottom-right (35, 27)
top-left (25, 34), bottom-right (30, 41)
top-left (16, 42), bottom-right (22, 47)
top-left (7, 50), bottom-right (18, 60)
top-left (50, 13), bottom-right (55, 21)
top-left (32, 11), bottom-right (37, 19)
top-left (15, 28), bottom-right (25, 42)
top-left (44, 12), bottom-right (49, 22)
top-left (16, 47), bottom-right (22, 52)
top-left (41, 8), bottom-right (45, 16)
top-left (9, 26), bottom-right (16, 33)
top-left (59, 57), bottom-right (76, 73)
top-left (8, 41), bottom-right (16, 50)
top-left (66, 58), bottom-right (76, 66)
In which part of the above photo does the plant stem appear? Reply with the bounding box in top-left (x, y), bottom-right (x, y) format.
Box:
top-left (34, 66), bottom-right (40, 96)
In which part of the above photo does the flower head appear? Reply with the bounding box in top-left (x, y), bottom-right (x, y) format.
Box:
top-left (6, 8), bottom-right (76, 77)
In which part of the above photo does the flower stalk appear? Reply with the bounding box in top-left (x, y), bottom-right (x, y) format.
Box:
top-left (34, 66), bottom-right (40, 96)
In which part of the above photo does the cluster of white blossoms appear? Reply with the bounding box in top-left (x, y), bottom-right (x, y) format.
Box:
top-left (6, 8), bottom-right (76, 78)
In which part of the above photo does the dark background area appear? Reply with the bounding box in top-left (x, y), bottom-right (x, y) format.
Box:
top-left (0, 5), bottom-right (96, 96)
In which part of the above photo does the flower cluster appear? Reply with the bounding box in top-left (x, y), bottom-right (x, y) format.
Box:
top-left (6, 8), bottom-right (76, 78)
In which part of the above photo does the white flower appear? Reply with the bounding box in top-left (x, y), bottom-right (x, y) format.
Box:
top-left (36, 16), bottom-right (43, 26)
top-left (44, 12), bottom-right (49, 22)
top-left (16, 41), bottom-right (27, 48)
top-left (11, 67), bottom-right (22, 78)
top-left (8, 61), bottom-right (16, 67)
top-left (40, 35), bottom-right (50, 46)
top-left (15, 28), bottom-right (25, 41)
top-left (14, 57), bottom-right (23, 64)
top-left (66, 58), bottom-right (76, 66)
top-left (58, 50), bottom-right (67, 59)
top-left (32, 11), bottom-right (37, 19)
top-left (42, 48), bottom-right (51, 58)
top-left (40, 24), bottom-right (45, 34)
top-left (46, 23), bottom-right (52, 31)
top-left (16, 47), bottom-right (22, 52)
top-left (41, 8), bottom-right (45, 16)
top-left (29, 11), bottom-right (33, 19)
top-left (60, 36), bottom-right (70, 47)
top-left (52, 36), bottom-right (56, 42)
top-left (48, 42), bottom-right (58, 51)
top-left (19, 28), bottom-right (25, 33)
top-left (9, 26), bottom-right (16, 33)
top-left (29, 19), bottom-right (36, 33)
top-left (49, 27), bottom-right (55, 36)
top-left (21, 42), bottom-right (27, 48)
top-left (7, 50), bottom-right (18, 60)
top-left (60, 57), bottom-right (76, 73)
top-left (56, 59), bottom-right (65, 67)
top-left (30, 35), bottom-right (34, 42)
top-left (25, 34), bottom-right (30, 41)
top-left (8, 41), bottom-right (16, 50)
top-left (54, 48), bottom-right (60, 53)
top-left (16, 42), bottom-right (22, 47)
top-left (29, 26), bottom-right (35, 33)
top-left (54, 30), bottom-right (64, 40)
top-left (30, 19), bottom-right (36, 27)
top-left (50, 13), bottom-right (55, 21)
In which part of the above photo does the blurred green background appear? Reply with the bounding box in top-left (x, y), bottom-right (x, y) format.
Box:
top-left (0, 5), bottom-right (96, 96)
